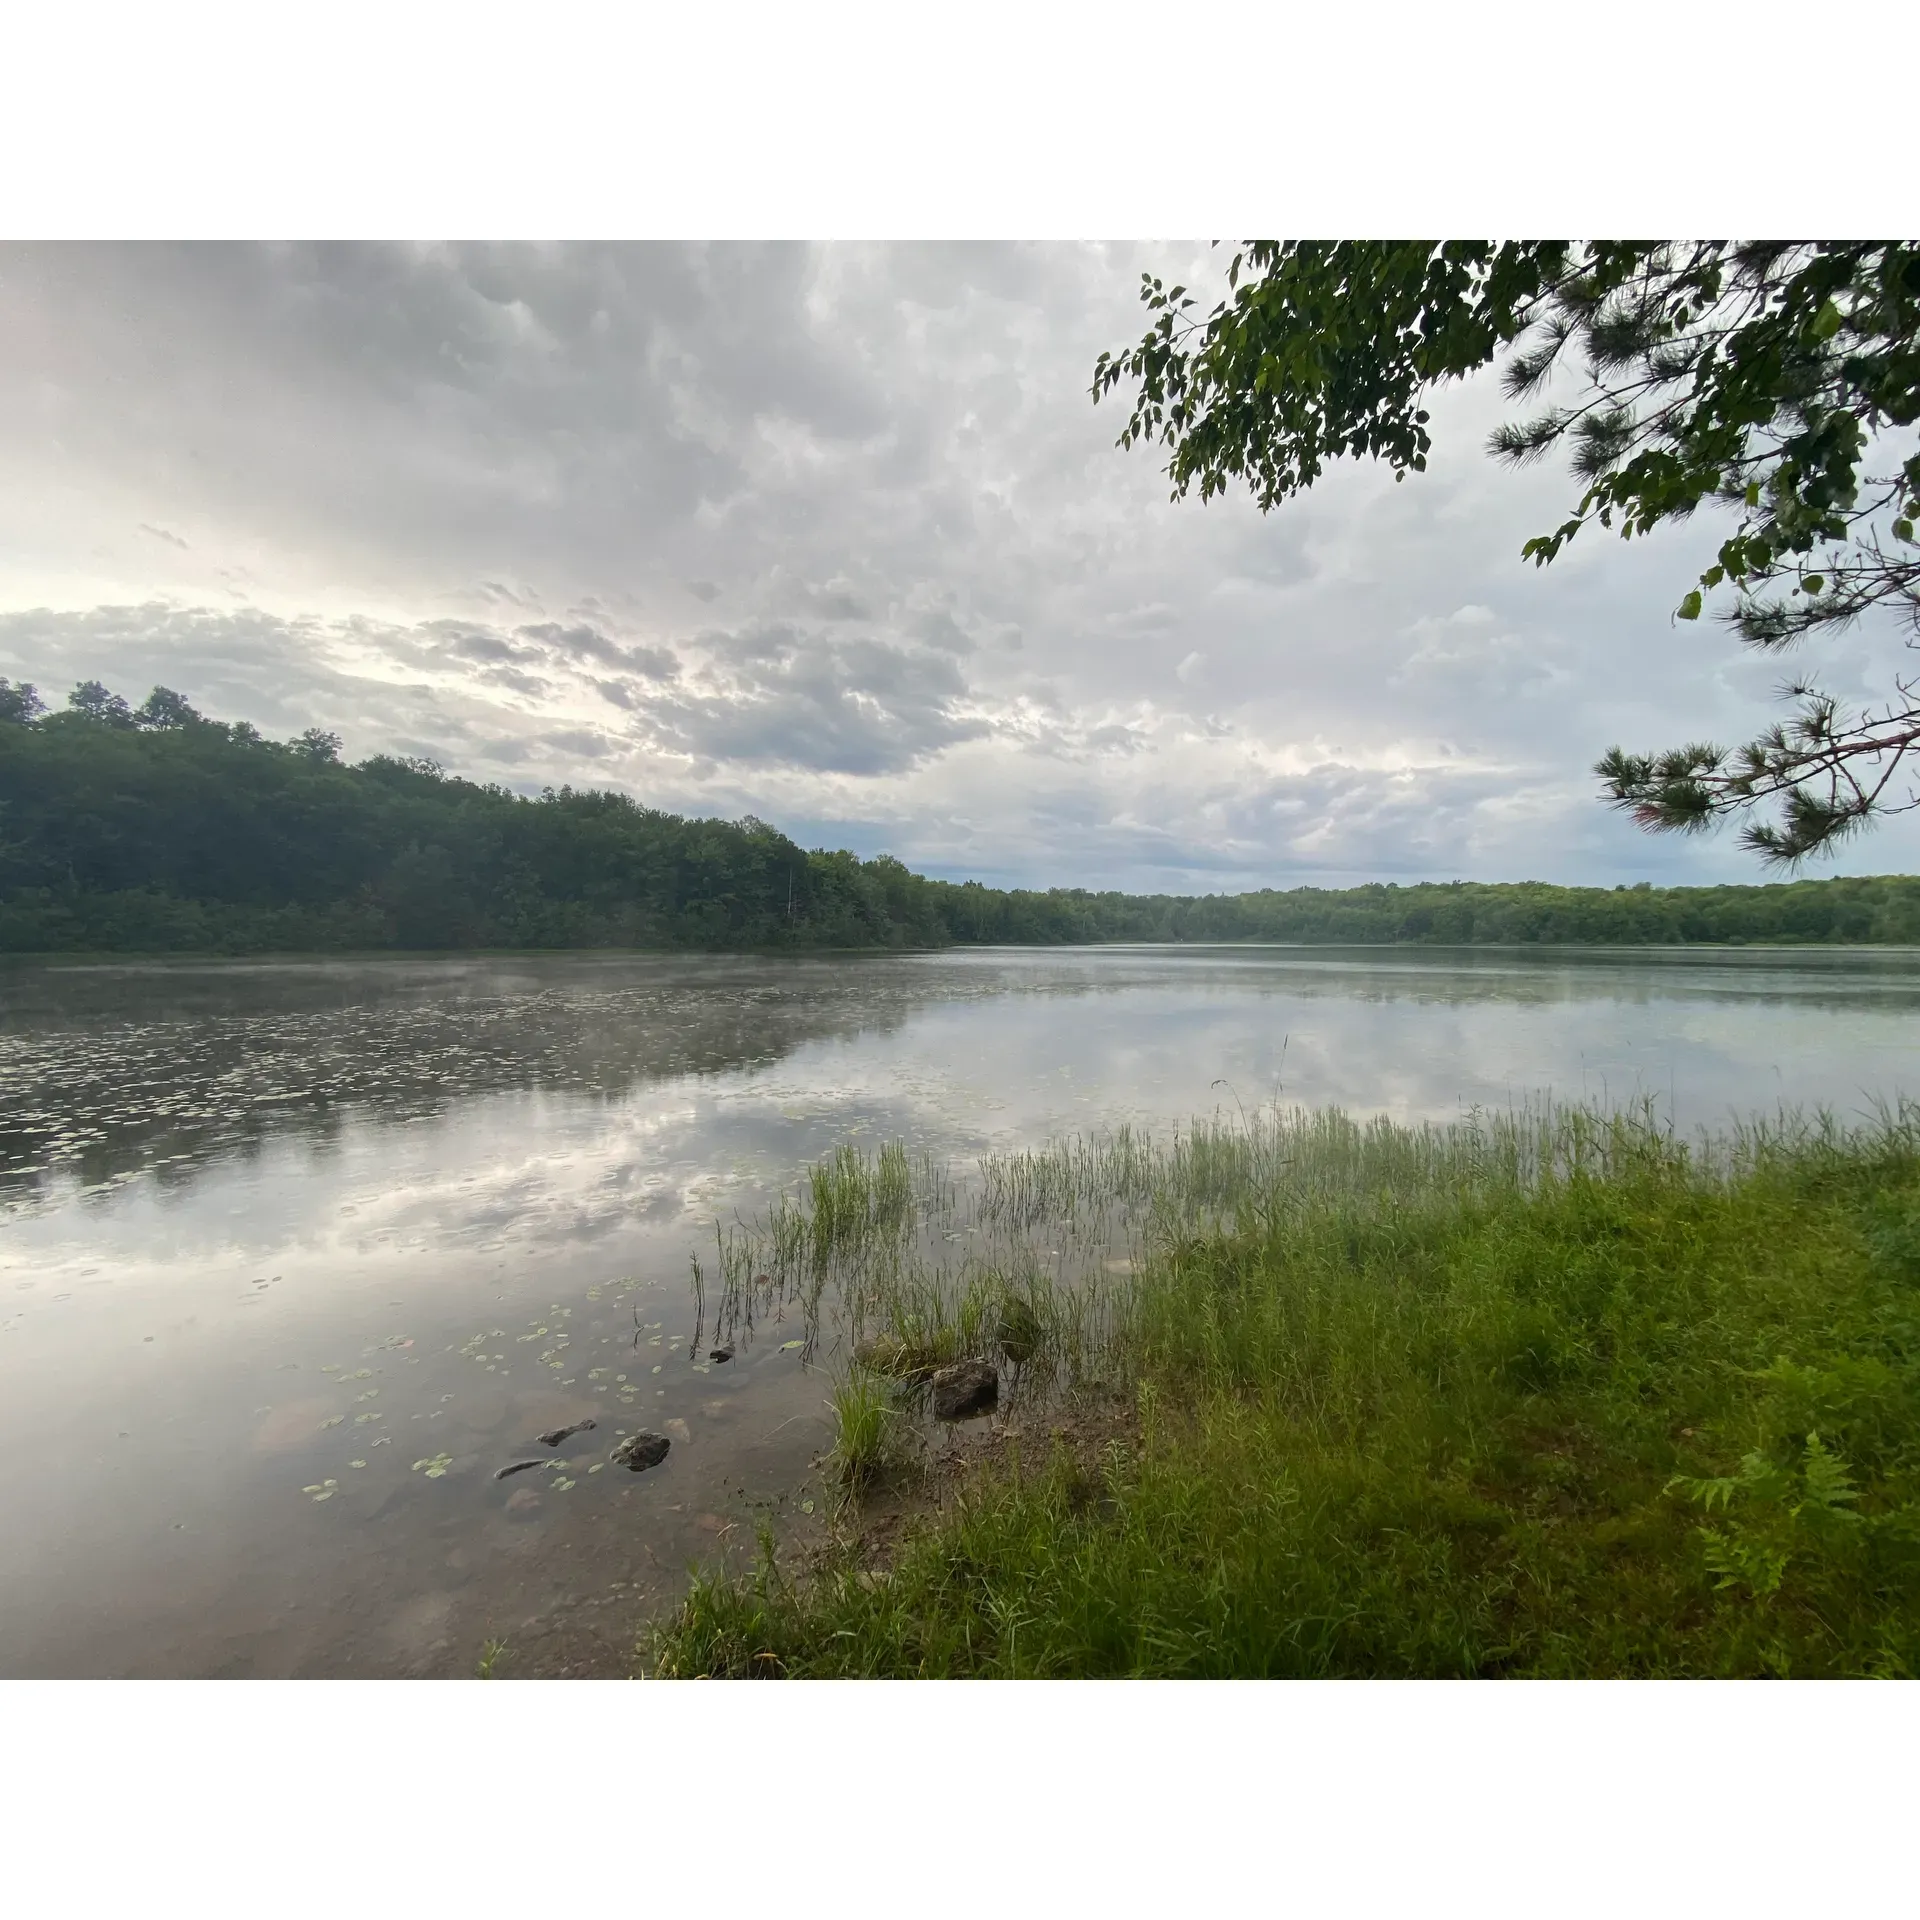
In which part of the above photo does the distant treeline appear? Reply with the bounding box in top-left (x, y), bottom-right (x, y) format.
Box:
top-left (4, 677), bottom-right (1919, 955)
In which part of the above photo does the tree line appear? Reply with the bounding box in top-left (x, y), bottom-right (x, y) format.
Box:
top-left (4, 677), bottom-right (1919, 955)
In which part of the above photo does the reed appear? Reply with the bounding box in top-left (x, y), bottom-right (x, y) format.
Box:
top-left (828, 1369), bottom-right (896, 1487)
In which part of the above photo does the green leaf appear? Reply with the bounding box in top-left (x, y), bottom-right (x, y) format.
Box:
top-left (1677, 590), bottom-right (1703, 621)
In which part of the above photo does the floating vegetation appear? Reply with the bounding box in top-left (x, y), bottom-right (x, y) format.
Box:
top-left (412, 1453), bottom-right (454, 1478)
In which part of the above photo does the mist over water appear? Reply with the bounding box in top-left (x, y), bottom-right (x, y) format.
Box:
top-left (4, 944), bottom-right (1918, 1675)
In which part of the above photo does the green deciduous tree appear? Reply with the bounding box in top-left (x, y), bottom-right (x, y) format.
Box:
top-left (67, 679), bottom-right (137, 727)
top-left (1093, 242), bottom-right (1920, 861)
top-left (136, 686), bottom-right (204, 729)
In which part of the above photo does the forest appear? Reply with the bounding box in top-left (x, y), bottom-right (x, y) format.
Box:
top-left (5, 678), bottom-right (1920, 955)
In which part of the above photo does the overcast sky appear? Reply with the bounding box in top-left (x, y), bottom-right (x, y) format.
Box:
top-left (2, 240), bottom-right (1912, 892)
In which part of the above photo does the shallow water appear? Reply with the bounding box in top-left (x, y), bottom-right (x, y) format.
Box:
top-left (3, 943), bottom-right (1919, 1676)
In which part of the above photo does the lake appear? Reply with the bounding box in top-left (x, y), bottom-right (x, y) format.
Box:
top-left (4, 943), bottom-right (1919, 1676)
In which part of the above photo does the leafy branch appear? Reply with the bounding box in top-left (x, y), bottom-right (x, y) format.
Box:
top-left (1095, 241), bottom-right (1920, 860)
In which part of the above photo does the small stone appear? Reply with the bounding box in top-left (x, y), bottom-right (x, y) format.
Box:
top-left (537, 1418), bottom-right (596, 1448)
top-left (494, 1459), bottom-right (546, 1480)
top-left (930, 1360), bottom-right (999, 1421)
top-left (610, 1431), bottom-right (671, 1472)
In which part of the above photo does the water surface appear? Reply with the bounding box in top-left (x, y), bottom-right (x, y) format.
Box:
top-left (4, 944), bottom-right (1917, 1675)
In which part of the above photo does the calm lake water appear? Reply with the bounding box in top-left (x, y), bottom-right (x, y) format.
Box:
top-left (4, 943), bottom-right (1919, 1677)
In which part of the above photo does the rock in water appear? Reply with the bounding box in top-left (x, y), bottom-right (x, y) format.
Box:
top-left (930, 1360), bottom-right (999, 1421)
top-left (537, 1418), bottom-right (596, 1447)
top-left (494, 1458), bottom-right (548, 1480)
top-left (709, 1346), bottom-right (733, 1363)
top-left (610, 1431), bottom-right (671, 1472)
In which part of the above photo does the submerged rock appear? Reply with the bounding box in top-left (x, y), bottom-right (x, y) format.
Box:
top-left (494, 1458), bottom-right (548, 1480)
top-left (709, 1346), bottom-right (733, 1363)
top-left (504, 1486), bottom-right (542, 1516)
top-left (537, 1418), bottom-right (596, 1448)
top-left (930, 1360), bottom-right (999, 1421)
top-left (610, 1431), bottom-right (672, 1472)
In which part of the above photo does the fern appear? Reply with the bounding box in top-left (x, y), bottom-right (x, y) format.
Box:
top-left (1669, 1432), bottom-right (1863, 1600)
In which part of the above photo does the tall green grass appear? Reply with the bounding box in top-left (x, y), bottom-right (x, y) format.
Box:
top-left (648, 1100), bottom-right (1920, 1677)
top-left (828, 1369), bottom-right (896, 1487)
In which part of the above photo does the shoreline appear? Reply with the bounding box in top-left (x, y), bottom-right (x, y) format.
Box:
top-left (630, 1102), bottom-right (1920, 1680)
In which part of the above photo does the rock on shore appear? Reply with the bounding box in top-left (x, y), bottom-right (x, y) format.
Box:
top-left (930, 1360), bottom-right (999, 1420)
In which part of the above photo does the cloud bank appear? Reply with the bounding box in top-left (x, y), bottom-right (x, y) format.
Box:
top-left (3, 241), bottom-right (1913, 888)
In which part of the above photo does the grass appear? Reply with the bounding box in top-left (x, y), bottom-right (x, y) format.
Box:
top-left (645, 1100), bottom-right (1920, 1677)
top-left (828, 1368), bottom-right (897, 1486)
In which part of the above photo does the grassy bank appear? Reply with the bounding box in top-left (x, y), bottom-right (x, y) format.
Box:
top-left (646, 1105), bottom-right (1920, 1677)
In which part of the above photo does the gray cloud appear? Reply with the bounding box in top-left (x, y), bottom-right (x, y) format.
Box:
top-left (4, 242), bottom-right (1918, 888)
top-left (659, 626), bottom-right (988, 775)
top-left (517, 621), bottom-right (679, 681)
